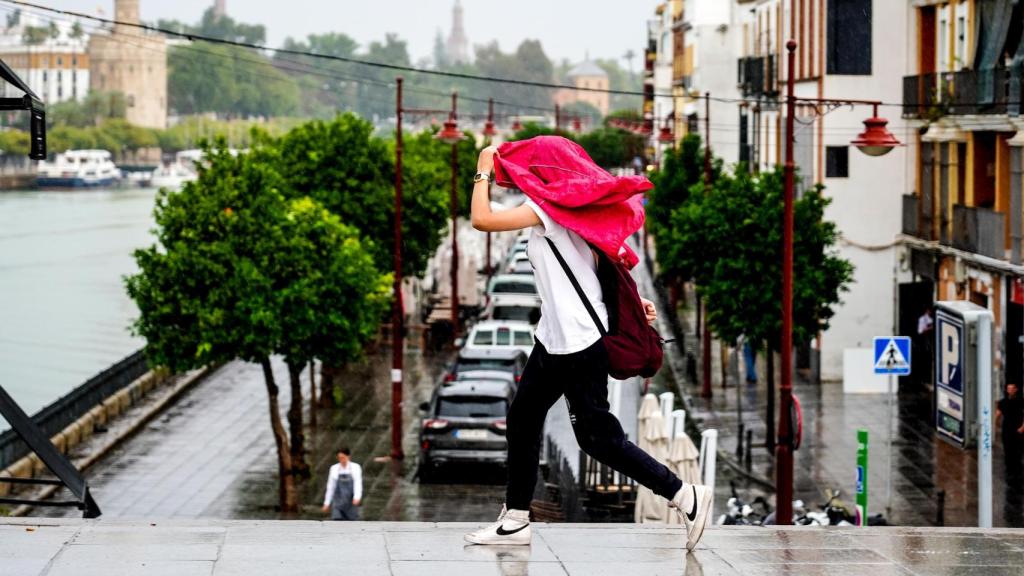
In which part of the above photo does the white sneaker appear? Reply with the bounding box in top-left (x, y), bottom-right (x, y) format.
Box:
top-left (670, 484), bottom-right (713, 551)
top-left (464, 505), bottom-right (532, 546)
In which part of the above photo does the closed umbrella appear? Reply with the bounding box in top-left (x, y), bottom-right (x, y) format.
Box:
top-left (635, 410), bottom-right (670, 523)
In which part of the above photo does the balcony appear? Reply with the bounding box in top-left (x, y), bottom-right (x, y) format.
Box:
top-left (903, 68), bottom-right (1013, 119)
top-left (952, 205), bottom-right (1005, 259)
top-left (738, 56), bottom-right (777, 99)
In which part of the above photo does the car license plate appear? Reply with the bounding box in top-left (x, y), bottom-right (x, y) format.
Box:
top-left (455, 429), bottom-right (488, 440)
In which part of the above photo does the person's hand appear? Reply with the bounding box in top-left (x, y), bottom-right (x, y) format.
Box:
top-left (640, 297), bottom-right (657, 325)
top-left (477, 145), bottom-right (498, 174)
top-left (321, 504), bottom-right (329, 513)
top-left (353, 498), bottom-right (362, 506)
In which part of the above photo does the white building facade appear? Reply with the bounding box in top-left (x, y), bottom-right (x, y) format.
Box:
top-left (0, 16), bottom-right (90, 103)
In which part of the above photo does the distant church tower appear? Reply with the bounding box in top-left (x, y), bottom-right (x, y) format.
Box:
top-left (213, 0), bottom-right (226, 18)
top-left (446, 0), bottom-right (470, 65)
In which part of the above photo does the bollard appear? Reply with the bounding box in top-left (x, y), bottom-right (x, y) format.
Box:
top-left (736, 422), bottom-right (745, 459)
top-left (936, 490), bottom-right (945, 527)
top-left (744, 429), bottom-right (753, 470)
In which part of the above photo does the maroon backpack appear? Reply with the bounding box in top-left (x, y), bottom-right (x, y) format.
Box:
top-left (545, 238), bottom-right (665, 379)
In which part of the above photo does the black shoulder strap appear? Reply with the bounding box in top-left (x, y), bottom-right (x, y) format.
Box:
top-left (544, 237), bottom-right (607, 337)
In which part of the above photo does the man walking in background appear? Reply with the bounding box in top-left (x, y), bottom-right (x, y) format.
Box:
top-left (322, 446), bottom-right (362, 521)
top-left (997, 384), bottom-right (1024, 480)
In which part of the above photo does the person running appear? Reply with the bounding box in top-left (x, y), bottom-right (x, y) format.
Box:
top-left (464, 139), bottom-right (713, 552)
top-left (322, 446), bottom-right (362, 521)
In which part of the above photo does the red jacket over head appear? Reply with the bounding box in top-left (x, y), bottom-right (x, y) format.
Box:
top-left (493, 136), bottom-right (652, 269)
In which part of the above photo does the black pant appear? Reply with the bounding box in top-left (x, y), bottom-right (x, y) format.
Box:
top-left (505, 339), bottom-right (683, 510)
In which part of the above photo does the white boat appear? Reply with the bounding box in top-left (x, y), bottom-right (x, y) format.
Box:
top-left (150, 149), bottom-right (203, 191)
top-left (36, 150), bottom-right (121, 189)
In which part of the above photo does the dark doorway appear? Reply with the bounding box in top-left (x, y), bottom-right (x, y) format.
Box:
top-left (899, 281), bottom-right (935, 390)
top-left (1007, 284), bottom-right (1023, 388)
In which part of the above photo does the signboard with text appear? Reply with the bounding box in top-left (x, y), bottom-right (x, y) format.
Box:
top-left (935, 306), bottom-right (968, 447)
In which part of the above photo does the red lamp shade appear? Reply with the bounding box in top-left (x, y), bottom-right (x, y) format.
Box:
top-left (436, 120), bottom-right (465, 145)
top-left (482, 121), bottom-right (497, 137)
top-left (572, 118), bottom-right (582, 132)
top-left (638, 123), bottom-right (653, 136)
top-left (658, 126), bottom-right (674, 143)
top-left (851, 116), bottom-right (900, 157)
top-left (511, 118), bottom-right (523, 132)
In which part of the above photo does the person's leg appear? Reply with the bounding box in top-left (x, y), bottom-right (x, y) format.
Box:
top-left (561, 341), bottom-right (681, 500)
top-left (505, 342), bottom-right (564, 511)
top-left (743, 342), bottom-right (758, 383)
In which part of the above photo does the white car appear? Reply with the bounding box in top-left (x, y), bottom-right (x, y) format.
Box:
top-left (464, 320), bottom-right (535, 356)
top-left (484, 294), bottom-right (541, 325)
top-left (505, 251), bottom-right (530, 274)
top-left (487, 274), bottom-right (538, 298)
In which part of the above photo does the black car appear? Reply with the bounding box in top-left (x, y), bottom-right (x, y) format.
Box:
top-left (418, 379), bottom-right (514, 481)
top-left (442, 347), bottom-right (528, 385)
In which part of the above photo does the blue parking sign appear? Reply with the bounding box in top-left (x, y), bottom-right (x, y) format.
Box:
top-left (873, 336), bottom-right (911, 375)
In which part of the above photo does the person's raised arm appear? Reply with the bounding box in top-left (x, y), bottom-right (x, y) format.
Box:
top-left (471, 146), bottom-right (541, 232)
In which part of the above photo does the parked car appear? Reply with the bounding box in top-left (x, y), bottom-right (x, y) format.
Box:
top-left (505, 251), bottom-right (530, 273)
top-left (418, 379), bottom-right (514, 480)
top-left (463, 320), bottom-right (535, 356)
top-left (487, 274), bottom-right (537, 298)
top-left (483, 294), bottom-right (541, 325)
top-left (454, 370), bottom-right (518, 388)
top-left (443, 347), bottom-right (529, 385)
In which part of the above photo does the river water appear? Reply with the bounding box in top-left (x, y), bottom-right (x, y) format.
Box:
top-left (0, 188), bottom-right (156, 431)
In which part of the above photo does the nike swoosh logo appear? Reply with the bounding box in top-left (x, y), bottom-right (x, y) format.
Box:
top-left (495, 523), bottom-right (529, 536)
top-left (685, 486), bottom-right (698, 522)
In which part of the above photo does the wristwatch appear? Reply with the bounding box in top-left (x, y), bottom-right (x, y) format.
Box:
top-left (473, 172), bottom-right (491, 184)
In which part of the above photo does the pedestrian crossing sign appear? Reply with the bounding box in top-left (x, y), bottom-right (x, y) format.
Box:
top-left (873, 336), bottom-right (911, 375)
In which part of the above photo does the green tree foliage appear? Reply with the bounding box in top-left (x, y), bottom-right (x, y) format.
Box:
top-left (648, 134), bottom-right (705, 272)
top-left (167, 43), bottom-right (299, 118)
top-left (666, 166), bottom-right (854, 350)
top-left (48, 91), bottom-right (128, 128)
top-left (475, 40), bottom-right (555, 113)
top-left (401, 126), bottom-right (479, 219)
top-left (507, 123), bottom-right (642, 170)
top-left (270, 114), bottom-right (455, 279)
top-left (125, 142), bottom-right (389, 510)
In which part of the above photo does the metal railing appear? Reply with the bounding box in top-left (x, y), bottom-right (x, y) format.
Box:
top-left (0, 349), bottom-right (147, 469)
top-left (903, 69), bottom-right (1013, 118)
top-left (952, 205), bottom-right (1006, 259)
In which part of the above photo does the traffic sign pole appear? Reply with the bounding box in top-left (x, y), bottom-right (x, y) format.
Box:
top-left (887, 372), bottom-right (894, 516)
top-left (856, 429), bottom-right (868, 526)
top-left (978, 314), bottom-right (993, 528)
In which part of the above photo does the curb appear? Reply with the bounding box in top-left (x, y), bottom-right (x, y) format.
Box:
top-left (5, 364), bottom-right (220, 517)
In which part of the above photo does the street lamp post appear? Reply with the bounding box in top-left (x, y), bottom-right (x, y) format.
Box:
top-left (391, 77), bottom-right (406, 460)
top-left (774, 40), bottom-right (900, 524)
top-left (702, 92), bottom-right (713, 400)
top-left (436, 92), bottom-right (466, 340)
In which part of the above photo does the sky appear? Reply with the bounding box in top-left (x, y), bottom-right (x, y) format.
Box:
top-left (34, 0), bottom-right (663, 66)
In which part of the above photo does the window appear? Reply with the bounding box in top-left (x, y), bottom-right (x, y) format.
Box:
top-left (826, 146), bottom-right (849, 178)
top-left (472, 330), bottom-right (493, 346)
top-left (495, 328), bottom-right (511, 346)
top-left (826, 0), bottom-right (872, 75)
top-left (513, 331), bottom-right (534, 346)
top-left (437, 397), bottom-right (507, 418)
top-left (57, 57), bottom-right (62, 66)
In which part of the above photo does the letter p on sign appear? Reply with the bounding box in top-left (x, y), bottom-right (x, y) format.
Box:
top-left (940, 322), bottom-right (959, 387)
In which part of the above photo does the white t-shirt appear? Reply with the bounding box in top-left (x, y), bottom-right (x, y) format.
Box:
top-left (323, 461), bottom-right (363, 506)
top-left (524, 199), bottom-right (608, 355)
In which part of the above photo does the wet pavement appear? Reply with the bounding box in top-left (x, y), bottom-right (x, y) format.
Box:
top-left (636, 239), bottom-right (1024, 528)
top-left (37, 346), bottom-right (514, 522)
top-left (3, 517), bottom-right (1024, 575)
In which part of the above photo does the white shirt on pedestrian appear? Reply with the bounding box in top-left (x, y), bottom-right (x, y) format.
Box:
top-left (323, 461), bottom-right (363, 507)
top-left (524, 199), bottom-right (608, 355)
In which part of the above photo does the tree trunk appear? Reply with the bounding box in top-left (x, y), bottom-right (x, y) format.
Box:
top-left (309, 360), bottom-right (317, 428)
top-left (287, 362), bottom-right (310, 478)
top-left (765, 346), bottom-right (776, 453)
top-left (260, 357), bottom-right (297, 512)
top-left (320, 364), bottom-right (338, 408)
